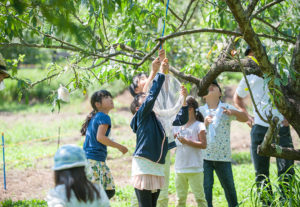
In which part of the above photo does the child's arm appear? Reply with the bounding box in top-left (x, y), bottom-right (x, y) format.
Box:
top-left (222, 107), bottom-right (248, 122)
top-left (96, 125), bottom-right (128, 154)
top-left (177, 130), bottom-right (207, 149)
top-left (172, 86), bottom-right (189, 126)
top-left (142, 49), bottom-right (165, 93)
top-left (139, 60), bottom-right (168, 118)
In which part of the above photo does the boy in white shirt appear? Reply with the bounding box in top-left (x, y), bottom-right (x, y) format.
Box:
top-left (233, 46), bottom-right (295, 204)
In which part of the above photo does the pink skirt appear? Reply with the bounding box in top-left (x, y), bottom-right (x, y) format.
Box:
top-left (132, 174), bottom-right (165, 190)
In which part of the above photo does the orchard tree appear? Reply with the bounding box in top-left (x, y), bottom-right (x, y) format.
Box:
top-left (0, 0), bottom-right (299, 159)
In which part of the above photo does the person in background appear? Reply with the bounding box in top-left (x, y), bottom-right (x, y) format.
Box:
top-left (233, 46), bottom-right (295, 204)
top-left (46, 144), bottom-right (110, 207)
top-left (0, 53), bottom-right (10, 91)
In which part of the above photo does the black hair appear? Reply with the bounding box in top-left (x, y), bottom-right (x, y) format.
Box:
top-left (187, 96), bottom-right (204, 122)
top-left (129, 73), bottom-right (148, 97)
top-left (55, 167), bottom-right (100, 202)
top-left (80, 90), bottom-right (112, 136)
top-left (130, 93), bottom-right (145, 114)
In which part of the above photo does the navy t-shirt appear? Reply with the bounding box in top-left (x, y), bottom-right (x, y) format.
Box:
top-left (83, 112), bottom-right (111, 161)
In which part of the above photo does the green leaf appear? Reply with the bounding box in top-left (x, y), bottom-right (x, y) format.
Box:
top-left (274, 78), bottom-right (281, 87)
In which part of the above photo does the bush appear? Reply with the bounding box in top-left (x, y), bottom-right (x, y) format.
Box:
top-left (232, 151), bottom-right (252, 164)
top-left (0, 199), bottom-right (47, 207)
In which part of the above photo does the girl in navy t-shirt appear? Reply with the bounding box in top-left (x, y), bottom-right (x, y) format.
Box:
top-left (81, 90), bottom-right (128, 199)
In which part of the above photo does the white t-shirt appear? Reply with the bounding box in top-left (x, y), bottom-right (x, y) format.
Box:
top-left (46, 183), bottom-right (110, 207)
top-left (173, 121), bottom-right (206, 173)
top-left (199, 103), bottom-right (236, 162)
top-left (236, 74), bottom-right (284, 127)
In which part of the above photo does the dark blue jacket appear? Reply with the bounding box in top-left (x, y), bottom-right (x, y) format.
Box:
top-left (130, 73), bottom-right (188, 164)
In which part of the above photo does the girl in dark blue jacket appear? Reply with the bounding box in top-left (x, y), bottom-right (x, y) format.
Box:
top-left (130, 59), bottom-right (188, 207)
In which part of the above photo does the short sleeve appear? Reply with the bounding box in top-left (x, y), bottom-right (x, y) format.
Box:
top-left (96, 113), bottom-right (111, 126)
top-left (197, 122), bottom-right (206, 133)
top-left (236, 77), bottom-right (249, 98)
top-left (224, 103), bottom-right (238, 121)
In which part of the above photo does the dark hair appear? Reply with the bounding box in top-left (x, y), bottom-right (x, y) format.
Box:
top-left (55, 167), bottom-right (100, 202)
top-left (187, 96), bottom-right (204, 122)
top-left (80, 90), bottom-right (112, 135)
top-left (129, 73), bottom-right (148, 97)
top-left (130, 93), bottom-right (145, 114)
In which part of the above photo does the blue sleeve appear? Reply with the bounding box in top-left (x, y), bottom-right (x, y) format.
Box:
top-left (138, 73), bottom-right (165, 119)
top-left (172, 106), bottom-right (189, 126)
top-left (96, 113), bottom-right (111, 126)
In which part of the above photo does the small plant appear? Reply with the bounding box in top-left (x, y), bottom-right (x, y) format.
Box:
top-left (248, 166), bottom-right (300, 207)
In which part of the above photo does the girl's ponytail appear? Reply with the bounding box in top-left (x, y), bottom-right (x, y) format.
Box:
top-left (80, 110), bottom-right (97, 136)
top-left (195, 108), bottom-right (204, 122)
top-left (186, 96), bottom-right (204, 122)
top-left (80, 90), bottom-right (112, 136)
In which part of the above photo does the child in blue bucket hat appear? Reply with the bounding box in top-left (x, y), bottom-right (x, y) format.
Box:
top-left (46, 145), bottom-right (110, 207)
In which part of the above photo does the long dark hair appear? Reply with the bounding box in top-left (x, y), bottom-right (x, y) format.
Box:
top-left (187, 96), bottom-right (204, 122)
top-left (81, 90), bottom-right (112, 136)
top-left (55, 167), bottom-right (100, 202)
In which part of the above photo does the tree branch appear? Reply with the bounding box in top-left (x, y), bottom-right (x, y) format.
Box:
top-left (0, 42), bottom-right (79, 52)
top-left (254, 16), bottom-right (296, 40)
top-left (245, 0), bottom-right (260, 17)
top-left (225, 0), bottom-right (275, 75)
top-left (175, 0), bottom-right (195, 32)
top-left (159, 0), bottom-right (183, 23)
top-left (184, 0), bottom-right (199, 29)
top-left (251, 0), bottom-right (286, 19)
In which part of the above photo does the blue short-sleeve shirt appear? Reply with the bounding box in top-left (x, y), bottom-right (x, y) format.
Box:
top-left (83, 112), bottom-right (111, 161)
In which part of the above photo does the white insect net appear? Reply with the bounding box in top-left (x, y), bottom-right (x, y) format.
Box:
top-left (153, 74), bottom-right (183, 143)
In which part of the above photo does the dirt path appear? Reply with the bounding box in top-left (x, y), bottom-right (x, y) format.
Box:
top-left (0, 89), bottom-right (298, 202)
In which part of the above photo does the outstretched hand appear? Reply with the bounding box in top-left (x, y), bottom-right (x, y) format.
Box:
top-left (158, 49), bottom-right (165, 62)
top-left (152, 57), bottom-right (161, 73)
top-left (160, 58), bottom-right (169, 74)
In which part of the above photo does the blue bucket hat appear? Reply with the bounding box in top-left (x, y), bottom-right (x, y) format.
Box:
top-left (53, 145), bottom-right (87, 171)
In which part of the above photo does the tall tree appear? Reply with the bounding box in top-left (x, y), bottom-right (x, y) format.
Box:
top-left (1, 0), bottom-right (299, 158)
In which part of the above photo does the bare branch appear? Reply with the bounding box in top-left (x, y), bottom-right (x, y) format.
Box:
top-left (254, 16), bottom-right (296, 40)
top-left (0, 42), bottom-right (78, 52)
top-left (158, 28), bottom-right (241, 41)
top-left (169, 66), bottom-right (201, 84)
top-left (258, 143), bottom-right (300, 160)
top-left (257, 33), bottom-right (296, 44)
top-left (136, 41), bottom-right (162, 67)
top-left (251, 0), bottom-right (286, 19)
top-left (245, 0), bottom-right (260, 17)
top-left (159, 0), bottom-right (183, 23)
top-left (175, 0), bottom-right (195, 32)
top-left (184, 0), bottom-right (199, 29)
top-left (30, 72), bottom-right (61, 88)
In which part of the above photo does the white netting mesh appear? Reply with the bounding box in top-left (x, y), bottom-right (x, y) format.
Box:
top-left (153, 75), bottom-right (183, 142)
